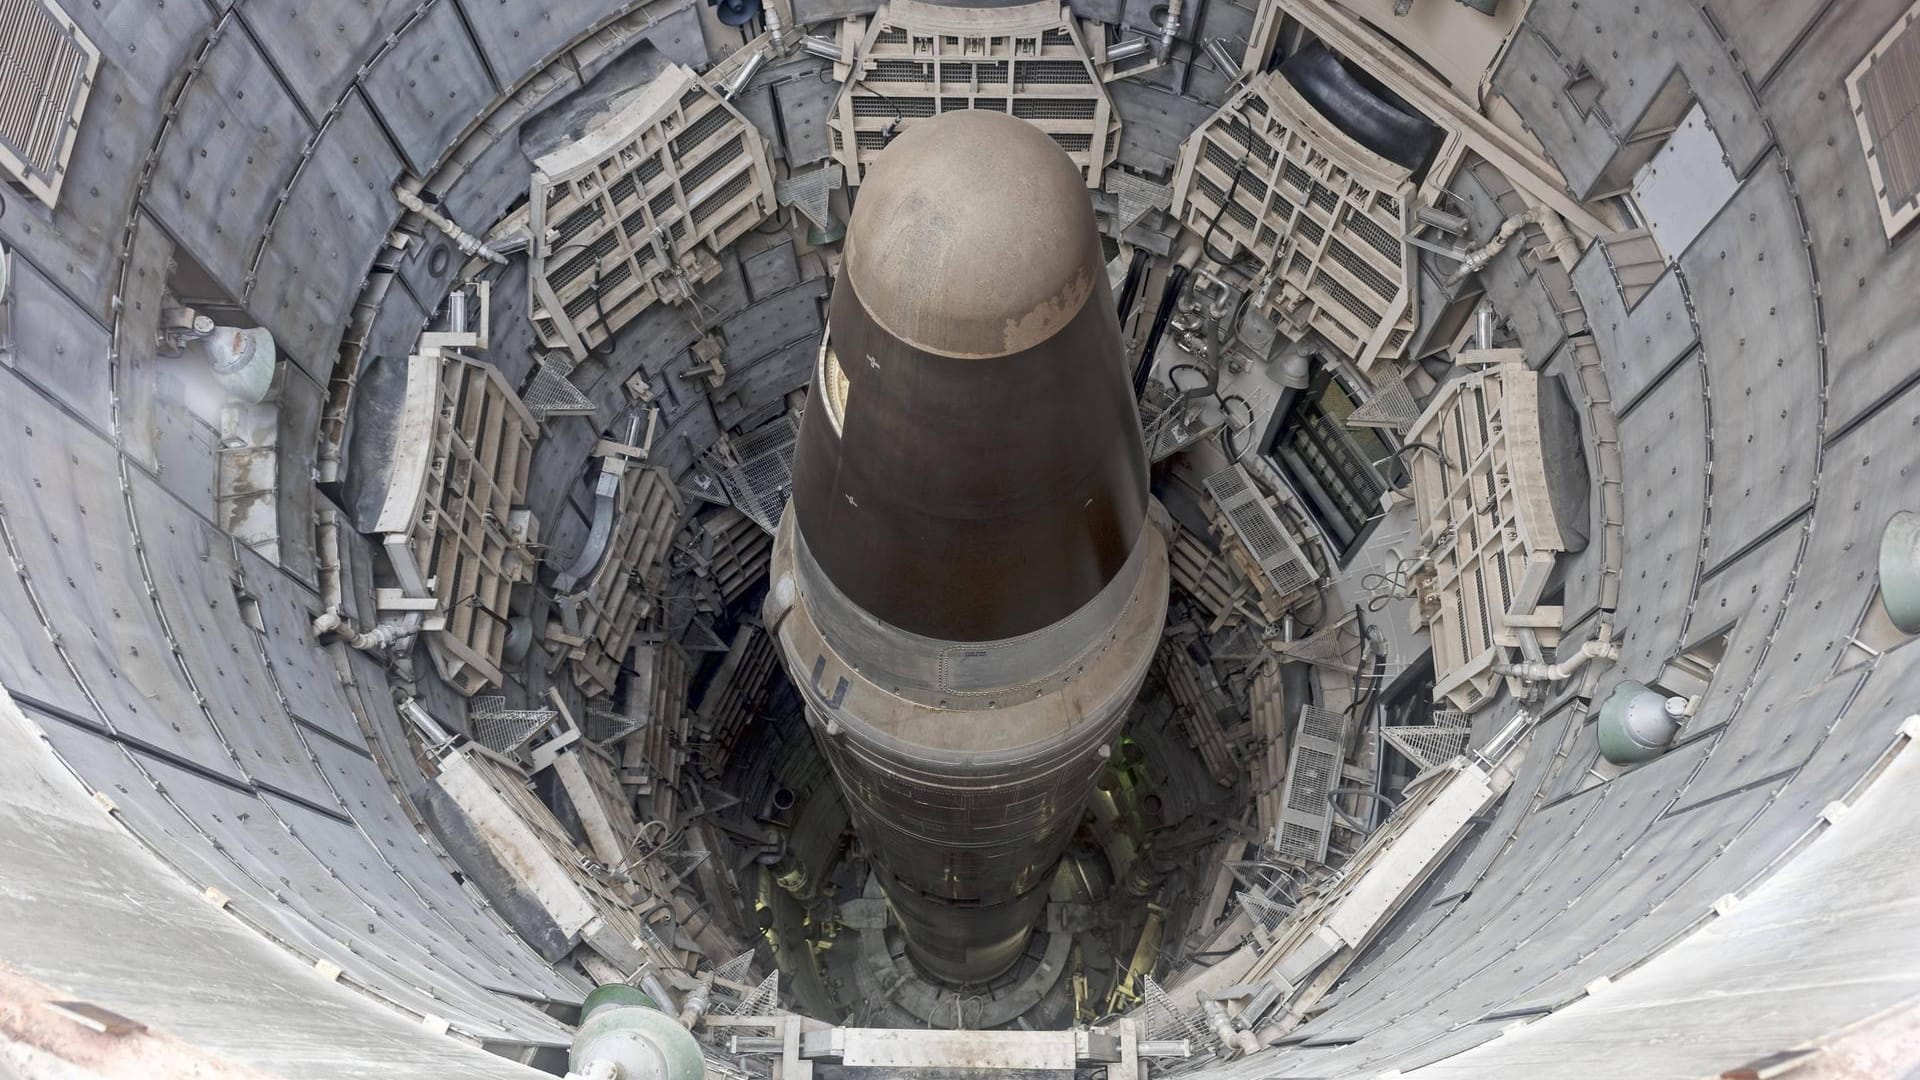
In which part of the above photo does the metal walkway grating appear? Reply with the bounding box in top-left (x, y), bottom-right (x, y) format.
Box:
top-left (1143, 975), bottom-right (1217, 1051)
top-left (470, 696), bottom-right (556, 756)
top-left (711, 949), bottom-right (756, 985)
top-left (1382, 723), bottom-right (1474, 772)
top-left (523, 355), bottom-right (597, 418)
top-left (1346, 371), bottom-right (1423, 433)
top-left (705, 418), bottom-right (798, 535)
top-left (720, 970), bottom-right (779, 1016)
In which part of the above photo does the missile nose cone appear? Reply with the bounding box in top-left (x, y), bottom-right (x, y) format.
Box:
top-left (792, 111), bottom-right (1150, 643)
top-left (843, 111), bottom-right (1100, 359)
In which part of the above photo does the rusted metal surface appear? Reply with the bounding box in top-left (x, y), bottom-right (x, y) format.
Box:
top-left (0, 967), bottom-right (278, 1080)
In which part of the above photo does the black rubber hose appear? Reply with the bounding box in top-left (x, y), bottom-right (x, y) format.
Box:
top-left (1278, 660), bottom-right (1313, 728)
top-left (1346, 602), bottom-right (1386, 774)
top-left (1278, 43), bottom-right (1441, 174)
top-left (1220, 392), bottom-right (1254, 461)
top-left (1116, 247), bottom-right (1150, 323)
top-left (1134, 265), bottom-right (1191, 398)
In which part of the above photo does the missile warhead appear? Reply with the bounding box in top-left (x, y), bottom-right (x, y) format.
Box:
top-left (767, 111), bottom-right (1169, 985)
top-left (793, 109), bottom-right (1150, 643)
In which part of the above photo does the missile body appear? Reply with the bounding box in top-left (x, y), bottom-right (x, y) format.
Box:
top-left (765, 111), bottom-right (1168, 985)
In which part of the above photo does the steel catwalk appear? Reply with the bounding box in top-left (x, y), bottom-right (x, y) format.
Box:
top-left (765, 111), bottom-right (1169, 985)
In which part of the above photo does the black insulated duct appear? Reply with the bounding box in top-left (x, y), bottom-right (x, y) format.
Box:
top-left (1279, 43), bottom-right (1442, 176)
top-left (1134, 265), bottom-right (1191, 398)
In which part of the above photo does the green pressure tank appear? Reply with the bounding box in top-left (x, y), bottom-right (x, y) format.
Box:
top-left (569, 984), bottom-right (705, 1080)
top-left (1879, 511), bottom-right (1920, 635)
top-left (579, 984), bottom-right (659, 1020)
top-left (1597, 680), bottom-right (1683, 765)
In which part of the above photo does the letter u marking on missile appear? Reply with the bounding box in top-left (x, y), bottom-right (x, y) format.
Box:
top-left (809, 654), bottom-right (849, 709)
